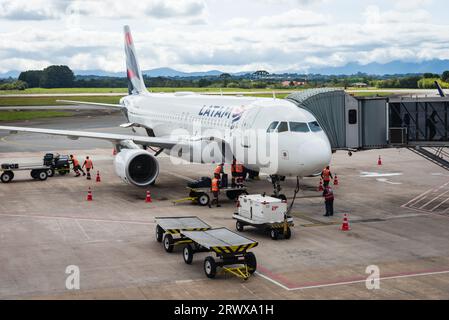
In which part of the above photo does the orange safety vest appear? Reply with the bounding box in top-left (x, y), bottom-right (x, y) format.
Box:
top-left (211, 178), bottom-right (219, 192)
top-left (72, 158), bottom-right (79, 167)
top-left (231, 163), bottom-right (236, 173)
top-left (322, 169), bottom-right (331, 181)
top-left (84, 159), bottom-right (93, 169)
top-left (235, 164), bottom-right (244, 173)
top-left (214, 165), bottom-right (223, 175)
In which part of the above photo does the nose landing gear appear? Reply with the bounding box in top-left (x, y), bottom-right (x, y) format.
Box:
top-left (270, 175), bottom-right (287, 201)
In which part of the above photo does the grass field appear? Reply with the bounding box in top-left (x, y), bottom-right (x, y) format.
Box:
top-left (0, 96), bottom-right (122, 106)
top-left (0, 110), bottom-right (73, 121)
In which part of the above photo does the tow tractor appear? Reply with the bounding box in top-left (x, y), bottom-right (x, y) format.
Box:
top-left (233, 194), bottom-right (294, 240)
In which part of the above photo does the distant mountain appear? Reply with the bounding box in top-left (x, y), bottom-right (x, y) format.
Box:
top-left (0, 70), bottom-right (20, 79)
top-left (308, 59), bottom-right (449, 75)
top-left (74, 68), bottom-right (226, 78)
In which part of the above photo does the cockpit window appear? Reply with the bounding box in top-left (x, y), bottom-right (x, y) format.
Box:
top-left (267, 121), bottom-right (279, 133)
top-left (308, 121), bottom-right (323, 132)
top-left (277, 122), bottom-right (289, 133)
top-left (289, 122), bottom-right (310, 133)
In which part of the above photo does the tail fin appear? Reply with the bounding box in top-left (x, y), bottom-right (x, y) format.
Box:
top-left (435, 80), bottom-right (446, 97)
top-left (124, 25), bottom-right (148, 95)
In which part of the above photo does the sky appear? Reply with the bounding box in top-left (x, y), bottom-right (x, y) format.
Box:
top-left (0, 0), bottom-right (449, 74)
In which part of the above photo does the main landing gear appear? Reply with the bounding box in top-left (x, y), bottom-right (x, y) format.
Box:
top-left (270, 175), bottom-right (287, 201)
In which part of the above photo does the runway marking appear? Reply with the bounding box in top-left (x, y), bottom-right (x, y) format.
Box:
top-left (0, 213), bottom-right (155, 225)
top-left (256, 266), bottom-right (449, 291)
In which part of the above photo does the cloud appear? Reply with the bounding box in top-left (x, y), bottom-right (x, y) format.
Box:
top-left (256, 9), bottom-right (329, 28)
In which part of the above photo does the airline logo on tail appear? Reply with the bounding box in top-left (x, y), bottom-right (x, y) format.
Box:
top-left (124, 25), bottom-right (147, 95)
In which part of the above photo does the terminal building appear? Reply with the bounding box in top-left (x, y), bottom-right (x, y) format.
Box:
top-left (286, 89), bottom-right (449, 170)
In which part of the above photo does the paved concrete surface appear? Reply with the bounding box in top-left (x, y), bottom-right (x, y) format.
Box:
top-left (1, 115), bottom-right (449, 300)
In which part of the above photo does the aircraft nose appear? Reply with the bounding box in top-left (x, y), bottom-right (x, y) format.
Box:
top-left (299, 136), bottom-right (332, 173)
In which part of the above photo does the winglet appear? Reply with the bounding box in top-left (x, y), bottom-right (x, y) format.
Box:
top-left (124, 25), bottom-right (148, 95)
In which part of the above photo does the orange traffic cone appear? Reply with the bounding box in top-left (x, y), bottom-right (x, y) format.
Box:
top-left (96, 171), bottom-right (101, 183)
top-left (341, 214), bottom-right (351, 231)
top-left (334, 175), bottom-right (339, 186)
top-left (87, 187), bottom-right (93, 201)
top-left (318, 179), bottom-right (324, 192)
top-left (145, 191), bottom-right (152, 203)
top-left (113, 149), bottom-right (117, 156)
top-left (378, 156), bottom-right (382, 166)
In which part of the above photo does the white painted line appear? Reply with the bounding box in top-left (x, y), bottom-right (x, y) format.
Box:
top-left (257, 269), bottom-right (449, 291)
top-left (0, 213), bottom-right (155, 225)
top-left (419, 190), bottom-right (449, 209)
top-left (401, 189), bottom-right (434, 208)
top-left (431, 197), bottom-right (449, 212)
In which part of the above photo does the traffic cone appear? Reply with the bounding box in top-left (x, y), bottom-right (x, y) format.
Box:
top-left (113, 149), bottom-right (117, 156)
top-left (318, 179), bottom-right (324, 192)
top-left (334, 175), bottom-right (339, 186)
top-left (378, 156), bottom-right (382, 166)
top-left (145, 190), bottom-right (152, 203)
top-left (86, 187), bottom-right (93, 201)
top-left (96, 171), bottom-right (101, 183)
top-left (341, 214), bottom-right (351, 231)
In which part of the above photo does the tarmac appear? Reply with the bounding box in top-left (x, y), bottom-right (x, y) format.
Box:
top-left (1, 114), bottom-right (449, 299)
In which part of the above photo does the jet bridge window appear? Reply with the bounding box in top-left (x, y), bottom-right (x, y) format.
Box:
top-left (348, 110), bottom-right (357, 125)
top-left (289, 122), bottom-right (310, 133)
top-left (308, 121), bottom-right (323, 132)
top-left (267, 121), bottom-right (279, 133)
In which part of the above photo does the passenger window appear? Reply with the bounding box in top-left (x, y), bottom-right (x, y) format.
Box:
top-left (290, 122), bottom-right (310, 133)
top-left (267, 121), bottom-right (279, 133)
top-left (277, 122), bottom-right (289, 133)
top-left (308, 121), bottom-right (323, 132)
top-left (348, 110), bottom-right (357, 125)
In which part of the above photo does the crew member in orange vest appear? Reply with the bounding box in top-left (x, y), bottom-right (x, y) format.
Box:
top-left (321, 166), bottom-right (333, 188)
top-left (235, 162), bottom-right (244, 187)
top-left (214, 163), bottom-right (224, 179)
top-left (82, 156), bottom-right (94, 180)
top-left (209, 176), bottom-right (221, 208)
top-left (70, 155), bottom-right (85, 177)
top-left (231, 159), bottom-right (237, 187)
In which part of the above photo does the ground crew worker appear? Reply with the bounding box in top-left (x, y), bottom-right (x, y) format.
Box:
top-left (70, 155), bottom-right (85, 177)
top-left (209, 176), bottom-right (221, 208)
top-left (231, 159), bottom-right (237, 187)
top-left (323, 185), bottom-right (335, 217)
top-left (235, 162), bottom-right (244, 187)
top-left (82, 156), bottom-right (94, 180)
top-left (214, 163), bottom-right (224, 179)
top-left (321, 166), bottom-right (333, 188)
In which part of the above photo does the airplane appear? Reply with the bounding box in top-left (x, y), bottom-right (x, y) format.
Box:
top-left (0, 26), bottom-right (332, 199)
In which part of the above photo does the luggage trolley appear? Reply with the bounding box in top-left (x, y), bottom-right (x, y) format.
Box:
top-left (180, 228), bottom-right (258, 280)
top-left (155, 216), bottom-right (212, 253)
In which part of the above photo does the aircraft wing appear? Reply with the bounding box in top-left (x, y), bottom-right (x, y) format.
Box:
top-left (56, 100), bottom-right (124, 109)
top-left (0, 125), bottom-right (178, 149)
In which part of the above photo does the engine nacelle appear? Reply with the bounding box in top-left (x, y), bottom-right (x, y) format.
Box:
top-left (114, 149), bottom-right (159, 187)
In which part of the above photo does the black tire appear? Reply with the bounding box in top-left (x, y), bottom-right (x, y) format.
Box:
top-left (1, 171), bottom-right (13, 183)
top-left (278, 194), bottom-right (287, 202)
top-left (155, 225), bottom-right (163, 243)
top-left (163, 234), bottom-right (174, 253)
top-left (37, 170), bottom-right (48, 181)
top-left (270, 229), bottom-right (279, 240)
top-left (204, 256), bottom-right (217, 279)
top-left (284, 226), bottom-right (292, 240)
top-left (245, 252), bottom-right (257, 274)
top-left (226, 190), bottom-right (238, 200)
top-left (47, 168), bottom-right (55, 177)
top-left (197, 193), bottom-right (210, 206)
top-left (236, 220), bottom-right (244, 232)
top-left (183, 245), bottom-right (194, 265)
top-left (31, 170), bottom-right (38, 179)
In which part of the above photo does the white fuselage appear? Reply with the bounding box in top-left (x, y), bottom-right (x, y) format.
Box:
top-left (121, 92), bottom-right (332, 177)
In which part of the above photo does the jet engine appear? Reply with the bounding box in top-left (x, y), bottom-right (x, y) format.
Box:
top-left (114, 149), bottom-right (159, 187)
